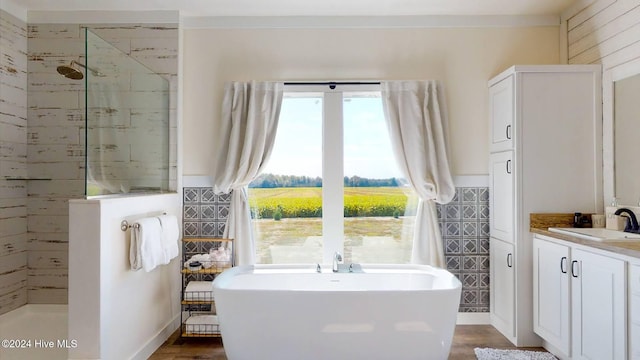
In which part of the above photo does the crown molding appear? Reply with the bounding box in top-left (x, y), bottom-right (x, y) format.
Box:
top-left (183, 15), bottom-right (560, 29)
top-left (27, 10), bottom-right (179, 23)
top-left (4, 10), bottom-right (561, 28)
top-left (561, 0), bottom-right (600, 20)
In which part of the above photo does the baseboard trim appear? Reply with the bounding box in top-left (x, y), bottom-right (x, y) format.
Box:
top-left (456, 312), bottom-right (490, 325)
top-left (131, 314), bottom-right (181, 360)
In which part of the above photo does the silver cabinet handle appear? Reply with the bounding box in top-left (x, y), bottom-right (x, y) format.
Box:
top-left (506, 124), bottom-right (512, 140)
top-left (571, 260), bottom-right (579, 278)
top-left (507, 253), bottom-right (513, 268)
top-left (506, 159), bottom-right (512, 174)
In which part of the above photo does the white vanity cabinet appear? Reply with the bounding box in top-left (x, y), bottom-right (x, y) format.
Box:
top-left (533, 237), bottom-right (571, 355)
top-left (629, 264), bottom-right (640, 360)
top-left (533, 235), bottom-right (628, 360)
top-left (488, 65), bottom-right (602, 346)
top-left (572, 248), bottom-right (626, 360)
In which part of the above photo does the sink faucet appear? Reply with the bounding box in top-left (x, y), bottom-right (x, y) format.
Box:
top-left (614, 208), bottom-right (640, 233)
top-left (332, 252), bottom-right (342, 272)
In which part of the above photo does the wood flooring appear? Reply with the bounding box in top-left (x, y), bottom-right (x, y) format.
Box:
top-left (149, 325), bottom-right (547, 359)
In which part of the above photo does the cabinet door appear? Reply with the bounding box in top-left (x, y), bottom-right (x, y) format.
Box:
top-left (489, 151), bottom-right (514, 243)
top-left (630, 264), bottom-right (640, 360)
top-left (571, 249), bottom-right (626, 360)
top-left (490, 237), bottom-right (515, 339)
top-left (533, 237), bottom-right (571, 356)
top-left (489, 75), bottom-right (514, 152)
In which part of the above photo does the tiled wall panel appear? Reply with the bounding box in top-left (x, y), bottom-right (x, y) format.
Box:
top-left (182, 186), bottom-right (490, 312)
top-left (27, 22), bottom-right (90, 303)
top-left (183, 188), bottom-right (230, 238)
top-left (440, 187), bottom-right (490, 312)
top-left (0, 9), bottom-right (28, 315)
top-left (26, 22), bottom-right (178, 304)
top-left (0, 269), bottom-right (27, 313)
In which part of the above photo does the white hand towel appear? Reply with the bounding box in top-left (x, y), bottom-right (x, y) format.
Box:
top-left (129, 217), bottom-right (164, 272)
top-left (158, 215), bottom-right (180, 263)
top-left (130, 226), bottom-right (143, 271)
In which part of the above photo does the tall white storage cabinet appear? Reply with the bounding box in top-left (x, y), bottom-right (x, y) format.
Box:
top-left (488, 65), bottom-right (603, 346)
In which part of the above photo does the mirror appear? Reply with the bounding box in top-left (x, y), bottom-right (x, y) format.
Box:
top-left (604, 59), bottom-right (640, 208)
top-left (613, 73), bottom-right (640, 206)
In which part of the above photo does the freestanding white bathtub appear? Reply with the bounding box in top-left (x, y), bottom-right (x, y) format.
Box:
top-left (213, 264), bottom-right (462, 360)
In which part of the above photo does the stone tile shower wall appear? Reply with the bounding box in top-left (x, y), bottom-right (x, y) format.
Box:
top-left (26, 23), bottom-right (178, 304)
top-left (182, 186), bottom-right (490, 312)
top-left (0, 10), bottom-right (28, 315)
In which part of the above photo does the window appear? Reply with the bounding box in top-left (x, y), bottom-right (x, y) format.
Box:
top-left (249, 85), bottom-right (416, 264)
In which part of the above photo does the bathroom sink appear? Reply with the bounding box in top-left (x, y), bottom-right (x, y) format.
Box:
top-left (548, 227), bottom-right (640, 241)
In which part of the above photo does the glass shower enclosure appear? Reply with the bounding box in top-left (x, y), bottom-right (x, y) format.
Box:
top-left (84, 28), bottom-right (171, 197)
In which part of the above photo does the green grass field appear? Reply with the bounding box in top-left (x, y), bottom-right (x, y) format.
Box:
top-left (248, 186), bottom-right (412, 219)
top-left (249, 187), bottom-right (413, 263)
top-left (248, 186), bottom-right (416, 263)
top-left (253, 216), bottom-right (414, 264)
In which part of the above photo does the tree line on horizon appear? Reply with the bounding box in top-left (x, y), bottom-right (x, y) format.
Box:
top-left (249, 173), bottom-right (405, 188)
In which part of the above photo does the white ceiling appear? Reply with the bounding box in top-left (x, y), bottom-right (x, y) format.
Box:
top-left (9, 0), bottom-right (579, 17)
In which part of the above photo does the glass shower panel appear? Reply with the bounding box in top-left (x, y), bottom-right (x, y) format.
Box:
top-left (85, 28), bottom-right (170, 196)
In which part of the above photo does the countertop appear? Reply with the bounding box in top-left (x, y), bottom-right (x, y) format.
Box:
top-left (529, 213), bottom-right (640, 259)
top-left (531, 228), bottom-right (640, 259)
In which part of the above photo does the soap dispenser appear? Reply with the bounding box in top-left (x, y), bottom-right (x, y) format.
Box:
top-left (574, 212), bottom-right (582, 228)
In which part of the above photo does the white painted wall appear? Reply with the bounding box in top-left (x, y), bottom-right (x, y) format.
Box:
top-left (564, 0), bottom-right (640, 206)
top-left (182, 26), bottom-right (561, 177)
top-left (566, 0), bottom-right (640, 70)
top-left (68, 193), bottom-right (181, 360)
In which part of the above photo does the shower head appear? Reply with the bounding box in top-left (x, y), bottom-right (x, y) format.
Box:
top-left (57, 61), bottom-right (84, 80)
top-left (57, 60), bottom-right (105, 80)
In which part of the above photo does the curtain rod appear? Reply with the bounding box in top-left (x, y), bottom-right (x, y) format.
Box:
top-left (284, 81), bottom-right (380, 89)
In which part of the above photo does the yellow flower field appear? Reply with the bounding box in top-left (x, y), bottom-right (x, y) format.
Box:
top-left (248, 187), bottom-right (412, 219)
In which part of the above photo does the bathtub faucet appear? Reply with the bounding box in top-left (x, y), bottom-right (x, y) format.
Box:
top-left (333, 252), bottom-right (343, 272)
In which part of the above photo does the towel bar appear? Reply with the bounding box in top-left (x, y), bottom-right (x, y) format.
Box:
top-left (121, 212), bottom-right (167, 232)
top-left (121, 220), bottom-right (140, 231)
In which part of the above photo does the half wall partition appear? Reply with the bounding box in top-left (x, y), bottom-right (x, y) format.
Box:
top-left (85, 28), bottom-right (171, 196)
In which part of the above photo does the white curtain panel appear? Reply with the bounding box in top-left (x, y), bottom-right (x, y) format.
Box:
top-left (212, 81), bottom-right (284, 265)
top-left (381, 81), bottom-right (455, 267)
